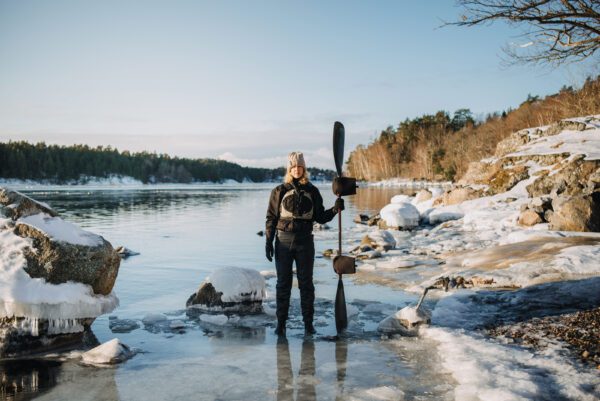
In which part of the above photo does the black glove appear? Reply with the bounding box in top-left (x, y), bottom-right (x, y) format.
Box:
top-left (334, 197), bottom-right (345, 212)
top-left (265, 241), bottom-right (274, 262)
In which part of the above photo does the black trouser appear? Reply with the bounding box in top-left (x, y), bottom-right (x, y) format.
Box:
top-left (275, 231), bottom-right (315, 324)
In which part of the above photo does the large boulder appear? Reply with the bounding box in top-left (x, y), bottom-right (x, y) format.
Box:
top-left (187, 267), bottom-right (266, 314)
top-left (0, 188), bottom-right (120, 357)
top-left (548, 193), bottom-right (600, 232)
top-left (14, 215), bottom-right (120, 295)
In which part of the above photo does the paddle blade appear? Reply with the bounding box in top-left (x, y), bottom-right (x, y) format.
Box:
top-left (333, 121), bottom-right (345, 177)
top-left (335, 276), bottom-right (348, 333)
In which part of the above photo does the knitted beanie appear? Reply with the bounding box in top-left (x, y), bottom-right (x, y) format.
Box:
top-left (287, 151), bottom-right (306, 170)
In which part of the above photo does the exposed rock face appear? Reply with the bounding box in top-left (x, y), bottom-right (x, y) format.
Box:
top-left (526, 156), bottom-right (600, 198)
top-left (186, 267), bottom-right (265, 315)
top-left (437, 187), bottom-right (483, 206)
top-left (548, 193), bottom-right (600, 232)
top-left (488, 164), bottom-right (529, 193)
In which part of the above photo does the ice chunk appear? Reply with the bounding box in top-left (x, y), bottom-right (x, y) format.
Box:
top-left (199, 314), bottom-right (229, 325)
top-left (81, 338), bottom-right (136, 365)
top-left (169, 320), bottom-right (186, 329)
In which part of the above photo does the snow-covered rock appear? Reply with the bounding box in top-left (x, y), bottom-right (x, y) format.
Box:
top-left (186, 267), bottom-right (265, 314)
top-left (378, 306), bottom-right (431, 335)
top-left (0, 188), bottom-right (120, 357)
top-left (379, 202), bottom-right (419, 230)
top-left (81, 338), bottom-right (136, 365)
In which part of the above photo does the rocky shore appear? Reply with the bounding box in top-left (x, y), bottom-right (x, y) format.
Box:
top-left (488, 307), bottom-right (600, 369)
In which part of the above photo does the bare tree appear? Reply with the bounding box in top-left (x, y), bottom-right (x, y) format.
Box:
top-left (452, 0), bottom-right (600, 65)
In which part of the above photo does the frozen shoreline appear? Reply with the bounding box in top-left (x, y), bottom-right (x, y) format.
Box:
top-left (334, 116), bottom-right (600, 399)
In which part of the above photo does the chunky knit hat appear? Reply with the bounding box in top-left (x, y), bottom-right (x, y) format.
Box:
top-left (287, 151), bottom-right (306, 170)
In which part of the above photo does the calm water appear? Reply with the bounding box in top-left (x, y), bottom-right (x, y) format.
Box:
top-left (1, 184), bottom-right (454, 401)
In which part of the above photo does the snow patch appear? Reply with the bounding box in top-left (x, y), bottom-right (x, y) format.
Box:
top-left (17, 213), bottom-right (103, 247)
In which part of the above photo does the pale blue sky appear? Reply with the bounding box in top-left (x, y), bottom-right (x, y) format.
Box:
top-left (0, 0), bottom-right (596, 168)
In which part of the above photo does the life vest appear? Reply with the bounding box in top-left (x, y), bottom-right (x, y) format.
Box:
top-left (279, 187), bottom-right (314, 220)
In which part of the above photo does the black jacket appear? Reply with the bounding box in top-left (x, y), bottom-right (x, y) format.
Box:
top-left (265, 180), bottom-right (336, 243)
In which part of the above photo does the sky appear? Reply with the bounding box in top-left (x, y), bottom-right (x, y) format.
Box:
top-left (0, 0), bottom-right (597, 169)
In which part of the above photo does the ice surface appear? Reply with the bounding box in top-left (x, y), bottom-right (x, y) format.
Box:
top-left (0, 220), bottom-right (118, 322)
top-left (350, 386), bottom-right (405, 401)
top-left (206, 267), bottom-right (265, 303)
top-left (142, 313), bottom-right (168, 325)
top-left (423, 327), bottom-right (600, 401)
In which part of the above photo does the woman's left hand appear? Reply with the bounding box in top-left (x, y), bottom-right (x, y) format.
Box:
top-left (334, 198), bottom-right (345, 212)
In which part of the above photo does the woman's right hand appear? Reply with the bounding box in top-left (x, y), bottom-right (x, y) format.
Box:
top-left (266, 241), bottom-right (274, 262)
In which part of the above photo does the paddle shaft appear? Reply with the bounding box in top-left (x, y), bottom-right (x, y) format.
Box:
top-left (337, 195), bottom-right (342, 279)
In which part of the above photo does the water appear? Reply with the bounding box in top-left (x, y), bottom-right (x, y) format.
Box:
top-left (1, 184), bottom-right (454, 401)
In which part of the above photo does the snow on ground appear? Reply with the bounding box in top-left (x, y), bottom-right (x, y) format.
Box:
top-left (421, 277), bottom-right (600, 400)
top-left (17, 213), bottom-right (103, 247)
top-left (508, 116), bottom-right (600, 161)
top-left (423, 327), bottom-right (600, 401)
top-left (367, 178), bottom-right (452, 189)
top-left (0, 218), bottom-right (118, 324)
top-left (347, 116), bottom-right (600, 399)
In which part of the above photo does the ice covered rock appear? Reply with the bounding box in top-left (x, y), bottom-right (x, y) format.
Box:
top-left (81, 338), bottom-right (136, 365)
top-left (379, 202), bottom-right (419, 230)
top-left (186, 267), bottom-right (265, 314)
top-left (378, 306), bottom-right (431, 335)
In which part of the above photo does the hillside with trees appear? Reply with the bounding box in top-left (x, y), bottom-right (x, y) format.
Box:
top-left (347, 75), bottom-right (600, 182)
top-left (0, 142), bottom-right (334, 184)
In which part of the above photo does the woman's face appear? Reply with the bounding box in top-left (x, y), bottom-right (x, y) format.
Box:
top-left (290, 166), bottom-right (304, 179)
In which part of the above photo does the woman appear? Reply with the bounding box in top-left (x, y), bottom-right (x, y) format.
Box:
top-left (265, 152), bottom-right (344, 336)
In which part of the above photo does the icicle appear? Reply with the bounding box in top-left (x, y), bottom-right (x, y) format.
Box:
top-left (46, 318), bottom-right (84, 335)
